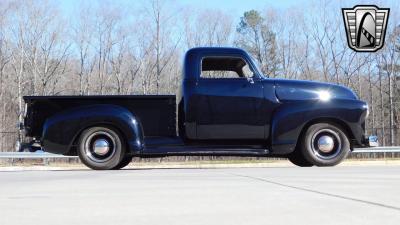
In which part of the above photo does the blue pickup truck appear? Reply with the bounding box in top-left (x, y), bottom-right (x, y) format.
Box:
top-left (22, 47), bottom-right (377, 170)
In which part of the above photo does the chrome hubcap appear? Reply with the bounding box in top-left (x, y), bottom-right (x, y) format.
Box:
top-left (93, 139), bottom-right (110, 156)
top-left (317, 135), bottom-right (335, 153)
top-left (84, 131), bottom-right (116, 163)
top-left (311, 129), bottom-right (342, 160)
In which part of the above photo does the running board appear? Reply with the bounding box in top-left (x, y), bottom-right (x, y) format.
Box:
top-left (143, 145), bottom-right (270, 157)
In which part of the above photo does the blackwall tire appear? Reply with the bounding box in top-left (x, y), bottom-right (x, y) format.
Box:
top-left (78, 126), bottom-right (126, 170)
top-left (112, 155), bottom-right (133, 170)
top-left (300, 123), bottom-right (350, 167)
top-left (288, 150), bottom-right (313, 167)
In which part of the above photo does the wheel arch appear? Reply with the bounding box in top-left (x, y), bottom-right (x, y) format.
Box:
top-left (295, 117), bottom-right (355, 151)
top-left (41, 104), bottom-right (144, 155)
top-left (69, 122), bottom-right (130, 156)
top-left (270, 107), bottom-right (357, 155)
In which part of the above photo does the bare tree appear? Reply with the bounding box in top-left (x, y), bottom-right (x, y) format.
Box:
top-left (0, 0), bottom-right (400, 151)
top-left (0, 1), bottom-right (11, 151)
top-left (72, 3), bottom-right (96, 95)
top-left (144, 0), bottom-right (181, 94)
top-left (183, 8), bottom-right (233, 48)
top-left (9, 2), bottom-right (28, 146)
top-left (380, 27), bottom-right (400, 146)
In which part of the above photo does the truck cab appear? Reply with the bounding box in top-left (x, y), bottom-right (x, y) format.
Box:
top-left (22, 47), bottom-right (377, 170)
top-left (180, 47), bottom-right (276, 141)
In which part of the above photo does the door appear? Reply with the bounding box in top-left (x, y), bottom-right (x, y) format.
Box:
top-left (194, 56), bottom-right (265, 140)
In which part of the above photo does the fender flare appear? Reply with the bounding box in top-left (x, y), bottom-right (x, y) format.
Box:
top-left (42, 104), bottom-right (144, 155)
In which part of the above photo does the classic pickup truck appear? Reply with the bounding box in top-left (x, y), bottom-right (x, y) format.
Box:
top-left (22, 47), bottom-right (377, 170)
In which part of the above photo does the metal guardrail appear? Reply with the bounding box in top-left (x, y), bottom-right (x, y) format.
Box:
top-left (0, 152), bottom-right (78, 159)
top-left (0, 146), bottom-right (399, 159)
top-left (352, 146), bottom-right (400, 153)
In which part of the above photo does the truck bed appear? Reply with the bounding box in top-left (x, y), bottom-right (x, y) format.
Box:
top-left (23, 95), bottom-right (176, 138)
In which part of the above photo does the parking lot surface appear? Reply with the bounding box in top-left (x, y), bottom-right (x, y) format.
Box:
top-left (0, 165), bottom-right (399, 225)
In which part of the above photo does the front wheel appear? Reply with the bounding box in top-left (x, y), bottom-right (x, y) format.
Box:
top-left (112, 155), bottom-right (133, 170)
top-left (293, 123), bottom-right (350, 167)
top-left (78, 126), bottom-right (126, 170)
top-left (288, 150), bottom-right (313, 167)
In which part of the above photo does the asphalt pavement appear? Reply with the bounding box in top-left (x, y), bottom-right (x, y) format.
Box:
top-left (0, 165), bottom-right (399, 225)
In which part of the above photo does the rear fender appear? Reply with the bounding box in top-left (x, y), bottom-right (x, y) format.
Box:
top-left (42, 104), bottom-right (144, 155)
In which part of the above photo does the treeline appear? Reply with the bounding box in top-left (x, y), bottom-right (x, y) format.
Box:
top-left (0, 0), bottom-right (399, 151)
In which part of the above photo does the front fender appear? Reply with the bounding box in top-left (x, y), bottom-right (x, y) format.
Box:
top-left (270, 99), bottom-right (367, 154)
top-left (42, 104), bottom-right (144, 155)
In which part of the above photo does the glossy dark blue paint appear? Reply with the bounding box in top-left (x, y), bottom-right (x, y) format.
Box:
top-left (274, 79), bottom-right (358, 101)
top-left (269, 79), bottom-right (366, 153)
top-left (41, 104), bottom-right (144, 155)
top-left (270, 99), bottom-right (367, 153)
top-left (179, 47), bottom-right (368, 154)
top-left (24, 47), bottom-right (369, 157)
top-left (181, 47), bottom-right (276, 141)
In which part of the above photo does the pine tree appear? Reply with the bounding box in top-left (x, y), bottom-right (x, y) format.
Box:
top-left (235, 10), bottom-right (280, 77)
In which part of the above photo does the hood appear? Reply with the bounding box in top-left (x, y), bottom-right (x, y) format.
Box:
top-left (272, 79), bottom-right (358, 101)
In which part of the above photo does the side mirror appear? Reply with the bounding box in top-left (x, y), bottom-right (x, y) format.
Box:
top-left (247, 77), bottom-right (255, 84)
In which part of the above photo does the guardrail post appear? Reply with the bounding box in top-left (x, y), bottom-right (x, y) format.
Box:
top-left (43, 158), bottom-right (49, 166)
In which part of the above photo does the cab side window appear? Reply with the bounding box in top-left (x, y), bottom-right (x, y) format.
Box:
top-left (201, 57), bottom-right (254, 79)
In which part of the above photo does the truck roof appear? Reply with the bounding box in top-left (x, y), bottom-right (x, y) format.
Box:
top-left (183, 47), bottom-right (257, 80)
top-left (185, 47), bottom-right (248, 56)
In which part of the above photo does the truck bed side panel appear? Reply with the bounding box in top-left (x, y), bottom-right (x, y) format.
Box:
top-left (24, 95), bottom-right (176, 138)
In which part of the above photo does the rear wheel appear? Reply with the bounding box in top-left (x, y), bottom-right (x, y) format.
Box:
top-left (78, 126), bottom-right (126, 170)
top-left (291, 123), bottom-right (350, 167)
